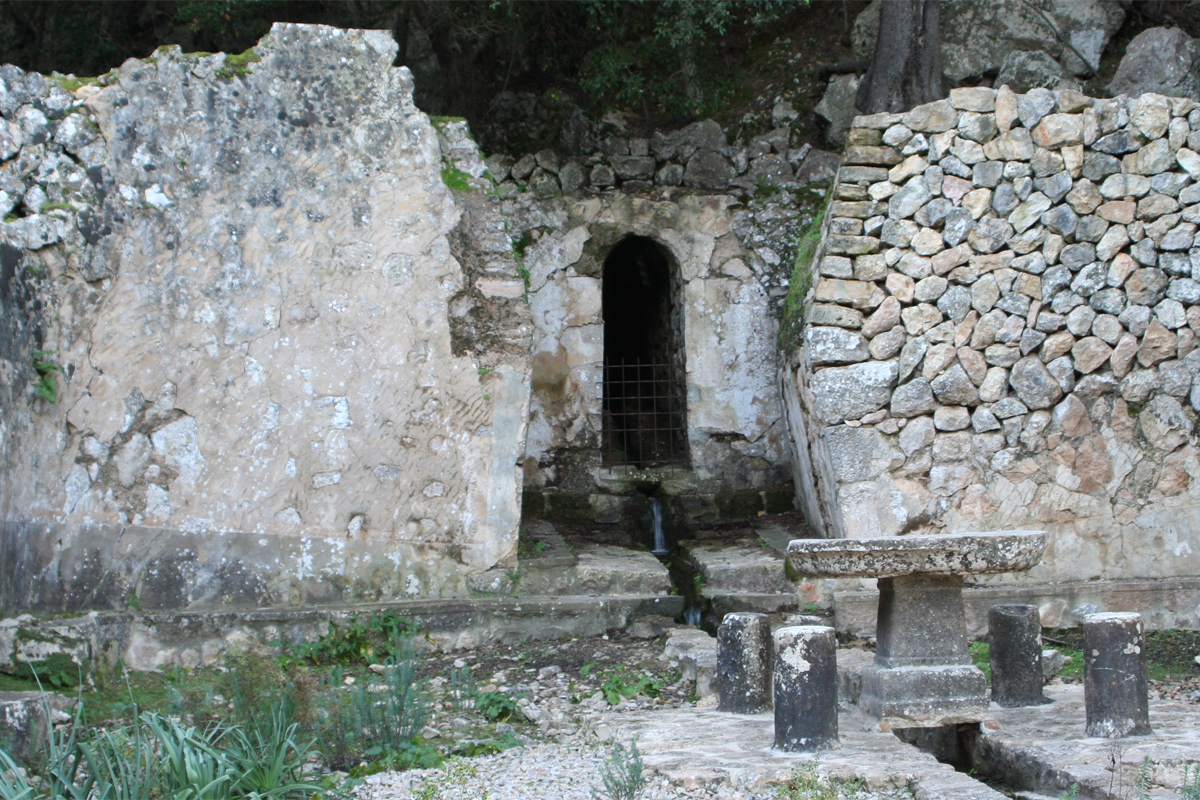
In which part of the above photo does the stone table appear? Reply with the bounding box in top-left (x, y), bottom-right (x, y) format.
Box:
top-left (787, 531), bottom-right (1047, 731)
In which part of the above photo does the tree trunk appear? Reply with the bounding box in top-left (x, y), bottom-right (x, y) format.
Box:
top-left (855, 0), bottom-right (947, 115)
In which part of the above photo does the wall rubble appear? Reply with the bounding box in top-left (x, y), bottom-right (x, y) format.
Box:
top-left (790, 87), bottom-right (1200, 620)
top-left (0, 24), bottom-right (532, 612)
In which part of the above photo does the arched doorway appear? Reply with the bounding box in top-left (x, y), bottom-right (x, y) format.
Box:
top-left (601, 235), bottom-right (688, 468)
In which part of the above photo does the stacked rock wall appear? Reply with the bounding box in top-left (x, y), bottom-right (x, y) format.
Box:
top-left (792, 87), bottom-right (1200, 614)
top-left (0, 25), bottom-right (532, 613)
top-left (484, 120), bottom-right (840, 200)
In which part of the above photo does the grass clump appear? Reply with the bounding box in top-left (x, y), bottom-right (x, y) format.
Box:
top-left (593, 740), bottom-right (646, 800)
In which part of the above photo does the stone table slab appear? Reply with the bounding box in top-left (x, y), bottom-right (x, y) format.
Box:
top-left (786, 531), bottom-right (1048, 578)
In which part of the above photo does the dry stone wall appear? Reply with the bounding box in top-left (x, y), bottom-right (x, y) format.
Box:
top-left (792, 86), bottom-right (1200, 611)
top-left (0, 24), bottom-right (532, 612)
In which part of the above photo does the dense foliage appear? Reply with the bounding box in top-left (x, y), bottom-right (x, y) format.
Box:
top-left (0, 1), bottom-right (810, 133)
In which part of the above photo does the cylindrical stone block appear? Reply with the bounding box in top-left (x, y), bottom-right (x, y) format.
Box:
top-left (717, 612), bottom-right (772, 713)
top-left (1083, 612), bottom-right (1150, 737)
top-left (988, 604), bottom-right (1047, 707)
top-left (773, 625), bottom-right (838, 751)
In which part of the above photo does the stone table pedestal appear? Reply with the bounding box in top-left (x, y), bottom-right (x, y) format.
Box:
top-left (788, 531), bottom-right (1047, 731)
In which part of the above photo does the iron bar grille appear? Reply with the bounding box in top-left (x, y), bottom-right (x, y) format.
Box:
top-left (601, 358), bottom-right (688, 468)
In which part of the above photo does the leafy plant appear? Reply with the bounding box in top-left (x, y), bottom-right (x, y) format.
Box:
top-left (31, 351), bottom-right (65, 404)
top-left (593, 740), bottom-right (645, 800)
top-left (1057, 785), bottom-right (1079, 800)
top-left (284, 611), bottom-right (416, 666)
top-left (347, 740), bottom-right (441, 777)
top-left (969, 641), bottom-right (992, 684)
top-left (583, 665), bottom-right (662, 706)
top-left (474, 691), bottom-right (520, 723)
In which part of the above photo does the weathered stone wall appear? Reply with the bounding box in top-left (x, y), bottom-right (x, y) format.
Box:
top-left (0, 25), bottom-right (532, 612)
top-left (507, 172), bottom-right (828, 522)
top-left (485, 118), bottom-right (840, 200)
top-left (517, 193), bottom-right (793, 503)
top-left (791, 87), bottom-right (1200, 614)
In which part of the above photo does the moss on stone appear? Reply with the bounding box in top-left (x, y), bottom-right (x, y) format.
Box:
top-left (779, 186), bottom-right (833, 350)
top-left (441, 166), bottom-right (472, 193)
top-left (215, 48), bottom-right (261, 80)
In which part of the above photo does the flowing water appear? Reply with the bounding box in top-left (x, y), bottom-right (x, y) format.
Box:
top-left (649, 496), bottom-right (668, 554)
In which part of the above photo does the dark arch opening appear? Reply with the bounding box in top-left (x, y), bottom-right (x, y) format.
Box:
top-left (601, 235), bottom-right (688, 468)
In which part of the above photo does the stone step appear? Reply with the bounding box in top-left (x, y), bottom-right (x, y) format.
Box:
top-left (708, 592), bottom-right (800, 619)
top-left (682, 539), bottom-right (794, 595)
top-left (518, 542), bottom-right (671, 597)
top-left (516, 519), bottom-right (672, 597)
top-left (84, 594), bottom-right (687, 669)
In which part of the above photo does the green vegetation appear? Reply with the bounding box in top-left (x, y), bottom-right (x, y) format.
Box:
top-left (39, 202), bottom-right (75, 214)
top-left (474, 691), bottom-right (521, 723)
top-left (46, 73), bottom-right (95, 93)
top-left (594, 740), bottom-right (646, 800)
top-left (579, 663), bottom-right (663, 706)
top-left (0, 612), bottom-right (549, 795)
top-left (280, 609), bottom-right (416, 666)
top-left (774, 762), bottom-right (874, 800)
top-left (1182, 763), bottom-right (1200, 800)
top-left (779, 187), bottom-right (833, 349)
top-left (969, 640), bottom-right (991, 683)
top-left (440, 166), bottom-right (472, 193)
top-left (214, 47), bottom-right (260, 80)
top-left (31, 350), bottom-right (65, 404)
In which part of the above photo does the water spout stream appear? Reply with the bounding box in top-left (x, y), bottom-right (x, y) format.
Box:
top-left (649, 497), bottom-right (667, 554)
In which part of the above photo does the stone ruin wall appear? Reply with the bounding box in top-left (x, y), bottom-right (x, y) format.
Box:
top-left (792, 87), bottom-right (1200, 627)
top-left (0, 24), bottom-right (533, 613)
top-left (0, 21), bottom-right (836, 615)
top-left (493, 121), bottom-right (838, 522)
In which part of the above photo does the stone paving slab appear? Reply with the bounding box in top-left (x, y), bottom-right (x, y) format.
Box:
top-left (615, 703), bottom-right (1009, 799)
top-left (979, 684), bottom-right (1200, 799)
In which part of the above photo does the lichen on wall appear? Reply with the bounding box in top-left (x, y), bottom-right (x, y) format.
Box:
top-left (790, 86), bottom-right (1200, 603)
top-left (0, 24), bottom-right (531, 612)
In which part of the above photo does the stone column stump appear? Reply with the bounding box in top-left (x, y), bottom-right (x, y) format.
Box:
top-left (1083, 612), bottom-right (1150, 737)
top-left (773, 625), bottom-right (838, 751)
top-left (717, 612), bottom-right (773, 713)
top-left (988, 604), bottom-right (1049, 707)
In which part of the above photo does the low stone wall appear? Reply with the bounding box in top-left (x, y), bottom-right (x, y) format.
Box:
top-left (484, 120), bottom-right (840, 199)
top-left (791, 87), bottom-right (1200, 615)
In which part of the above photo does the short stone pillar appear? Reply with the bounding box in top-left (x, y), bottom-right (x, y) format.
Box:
top-left (1083, 612), bottom-right (1150, 737)
top-left (987, 604), bottom-right (1048, 707)
top-left (717, 612), bottom-right (772, 713)
top-left (773, 626), bottom-right (838, 751)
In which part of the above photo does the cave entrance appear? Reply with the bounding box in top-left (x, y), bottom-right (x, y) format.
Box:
top-left (601, 235), bottom-right (689, 468)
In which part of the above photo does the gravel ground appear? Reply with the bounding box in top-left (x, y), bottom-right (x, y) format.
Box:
top-left (353, 629), bottom-right (1199, 800)
top-left (355, 737), bottom-right (915, 800)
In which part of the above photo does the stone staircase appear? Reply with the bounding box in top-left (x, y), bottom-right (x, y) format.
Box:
top-left (677, 523), bottom-right (801, 624)
top-left (516, 520), bottom-right (673, 597)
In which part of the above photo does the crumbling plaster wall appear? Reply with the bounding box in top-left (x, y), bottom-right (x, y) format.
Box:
top-left (0, 24), bottom-right (532, 612)
top-left (790, 87), bottom-right (1200, 614)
